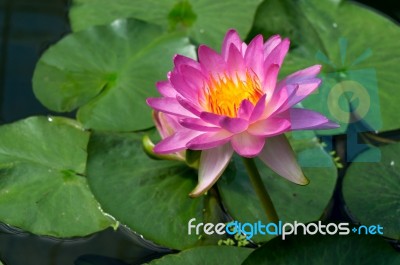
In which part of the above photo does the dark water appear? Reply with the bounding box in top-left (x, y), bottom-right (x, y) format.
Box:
top-left (0, 0), bottom-right (399, 264)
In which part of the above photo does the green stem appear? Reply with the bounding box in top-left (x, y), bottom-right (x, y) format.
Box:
top-left (242, 157), bottom-right (279, 223)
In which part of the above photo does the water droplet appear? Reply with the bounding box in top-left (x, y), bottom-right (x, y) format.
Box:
top-left (332, 23), bottom-right (338, 28)
top-left (199, 29), bottom-right (205, 34)
top-left (390, 161), bottom-right (395, 166)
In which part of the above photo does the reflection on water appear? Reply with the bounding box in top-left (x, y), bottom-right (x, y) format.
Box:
top-left (0, 223), bottom-right (172, 265)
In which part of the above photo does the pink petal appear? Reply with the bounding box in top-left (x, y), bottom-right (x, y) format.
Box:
top-left (282, 65), bottom-right (321, 83)
top-left (227, 44), bottom-right (246, 74)
top-left (247, 117), bottom-right (290, 136)
top-left (245, 34), bottom-right (264, 79)
top-left (180, 65), bottom-right (206, 92)
top-left (221, 29), bottom-right (242, 61)
top-left (219, 116), bottom-right (248, 133)
top-left (153, 111), bottom-right (182, 139)
top-left (231, 132), bottom-right (265, 158)
top-left (284, 108), bottom-right (339, 130)
top-left (287, 78), bottom-right (321, 108)
top-left (238, 99), bottom-right (254, 120)
top-left (263, 35), bottom-right (282, 57)
top-left (179, 118), bottom-right (219, 132)
top-left (263, 64), bottom-right (280, 95)
top-left (187, 130), bottom-right (232, 150)
top-left (264, 38), bottom-right (290, 70)
top-left (156, 80), bottom-right (177, 98)
top-left (176, 96), bottom-right (201, 116)
top-left (258, 134), bottom-right (308, 185)
top-left (250, 94), bottom-right (267, 122)
top-left (198, 45), bottom-right (226, 74)
top-left (154, 130), bottom-right (202, 154)
top-left (189, 144), bottom-right (234, 197)
top-left (200, 111), bottom-right (224, 126)
top-left (174, 54), bottom-right (201, 71)
top-left (147, 97), bottom-right (196, 118)
top-left (264, 84), bottom-right (297, 118)
top-left (169, 70), bottom-right (197, 100)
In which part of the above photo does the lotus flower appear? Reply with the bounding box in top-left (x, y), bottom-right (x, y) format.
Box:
top-left (147, 29), bottom-right (338, 197)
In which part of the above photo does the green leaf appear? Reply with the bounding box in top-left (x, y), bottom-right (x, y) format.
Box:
top-left (343, 143), bottom-right (400, 240)
top-left (253, 0), bottom-right (400, 133)
top-left (0, 116), bottom-right (114, 237)
top-left (146, 246), bottom-right (253, 265)
top-left (218, 131), bottom-right (337, 242)
top-left (69, 0), bottom-right (262, 49)
top-left (242, 234), bottom-right (400, 265)
top-left (33, 19), bottom-right (195, 131)
top-left (86, 132), bottom-right (225, 250)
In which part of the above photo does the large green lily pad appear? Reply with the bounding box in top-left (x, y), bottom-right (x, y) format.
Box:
top-left (242, 234), bottom-right (400, 265)
top-left (0, 117), bottom-right (114, 237)
top-left (252, 0), bottom-right (400, 133)
top-left (86, 132), bottom-right (226, 250)
top-left (69, 0), bottom-right (262, 49)
top-left (33, 19), bottom-right (195, 131)
top-left (343, 143), bottom-right (400, 240)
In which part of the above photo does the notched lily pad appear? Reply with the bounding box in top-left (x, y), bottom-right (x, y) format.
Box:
top-left (0, 116), bottom-right (114, 237)
top-left (33, 19), bottom-right (195, 131)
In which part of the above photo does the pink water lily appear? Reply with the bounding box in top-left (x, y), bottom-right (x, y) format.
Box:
top-left (147, 29), bottom-right (338, 197)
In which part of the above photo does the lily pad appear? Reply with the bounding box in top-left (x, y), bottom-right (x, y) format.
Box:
top-left (252, 0), bottom-right (400, 133)
top-left (343, 143), bottom-right (400, 240)
top-left (0, 117), bottom-right (114, 237)
top-left (86, 132), bottom-right (226, 250)
top-left (218, 131), bottom-right (337, 242)
top-left (242, 234), bottom-right (400, 265)
top-left (33, 19), bottom-right (195, 131)
top-left (146, 246), bottom-right (253, 265)
top-left (69, 0), bottom-right (262, 49)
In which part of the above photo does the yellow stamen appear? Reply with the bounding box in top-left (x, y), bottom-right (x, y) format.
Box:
top-left (203, 71), bottom-right (263, 117)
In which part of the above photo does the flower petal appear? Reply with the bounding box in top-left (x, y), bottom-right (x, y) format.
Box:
top-left (263, 35), bottom-right (281, 57)
top-left (282, 65), bottom-right (321, 83)
top-left (198, 45), bottom-right (226, 74)
top-left (247, 117), bottom-right (290, 136)
top-left (219, 116), bottom-right (248, 133)
top-left (238, 99), bottom-right (254, 120)
top-left (189, 144), bottom-right (234, 197)
top-left (179, 118), bottom-right (219, 132)
top-left (154, 130), bottom-right (202, 154)
top-left (169, 70), bottom-right (197, 100)
top-left (258, 134), bottom-right (308, 185)
top-left (187, 130), bottom-right (232, 150)
top-left (174, 54), bottom-right (201, 71)
top-left (221, 29), bottom-right (242, 61)
top-left (156, 80), bottom-right (177, 97)
top-left (200, 111), bottom-right (224, 126)
top-left (250, 94), bottom-right (267, 122)
top-left (264, 38), bottom-right (290, 70)
top-left (153, 111), bottom-right (182, 139)
top-left (231, 132), bottom-right (265, 158)
top-left (176, 96), bottom-right (201, 116)
top-left (284, 108), bottom-right (339, 130)
top-left (245, 34), bottom-right (264, 78)
top-left (227, 44), bottom-right (246, 74)
top-left (147, 97), bottom-right (196, 118)
top-left (263, 64), bottom-right (280, 95)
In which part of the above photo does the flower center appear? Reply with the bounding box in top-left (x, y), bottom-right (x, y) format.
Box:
top-left (203, 71), bottom-right (264, 117)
